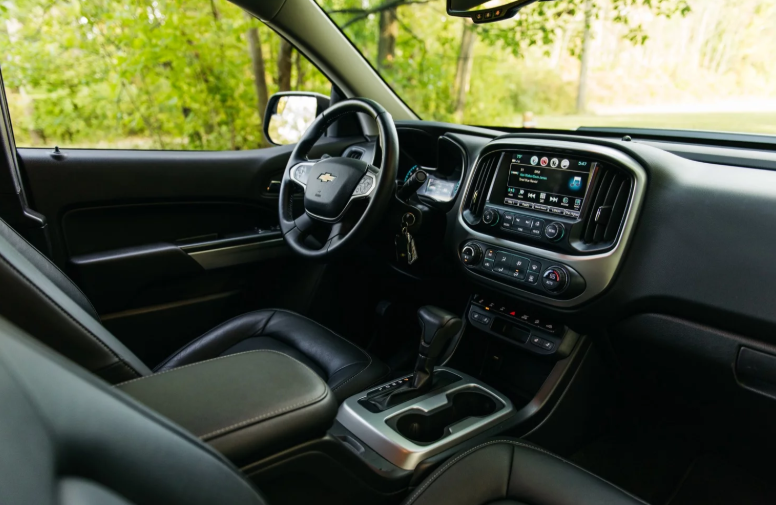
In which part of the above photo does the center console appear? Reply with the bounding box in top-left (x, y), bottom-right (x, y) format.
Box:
top-left (454, 138), bottom-right (647, 307)
top-left (337, 368), bottom-right (514, 470)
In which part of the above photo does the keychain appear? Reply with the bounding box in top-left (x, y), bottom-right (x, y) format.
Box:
top-left (395, 213), bottom-right (418, 265)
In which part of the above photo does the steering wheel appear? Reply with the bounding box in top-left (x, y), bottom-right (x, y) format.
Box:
top-left (279, 98), bottom-right (398, 259)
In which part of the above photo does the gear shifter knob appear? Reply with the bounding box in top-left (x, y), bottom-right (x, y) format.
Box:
top-left (364, 306), bottom-right (462, 412)
top-left (413, 306), bottom-right (462, 390)
top-left (417, 306), bottom-right (463, 359)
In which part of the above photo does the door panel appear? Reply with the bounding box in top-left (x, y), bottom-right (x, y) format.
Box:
top-left (15, 137), bottom-right (358, 366)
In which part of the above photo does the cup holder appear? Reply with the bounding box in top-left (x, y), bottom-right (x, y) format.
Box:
top-left (392, 389), bottom-right (502, 444)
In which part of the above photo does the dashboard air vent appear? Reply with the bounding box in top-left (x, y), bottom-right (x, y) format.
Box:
top-left (581, 164), bottom-right (633, 246)
top-left (463, 152), bottom-right (501, 225)
top-left (346, 149), bottom-right (363, 160)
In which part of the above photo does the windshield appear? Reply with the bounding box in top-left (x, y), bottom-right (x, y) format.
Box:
top-left (320, 0), bottom-right (776, 136)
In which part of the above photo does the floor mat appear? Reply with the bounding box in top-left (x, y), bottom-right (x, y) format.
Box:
top-left (667, 455), bottom-right (776, 505)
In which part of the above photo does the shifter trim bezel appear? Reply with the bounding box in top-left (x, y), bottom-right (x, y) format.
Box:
top-left (336, 368), bottom-right (515, 470)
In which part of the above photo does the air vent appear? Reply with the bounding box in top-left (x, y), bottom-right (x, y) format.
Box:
top-left (346, 149), bottom-right (363, 160)
top-left (581, 164), bottom-right (633, 247)
top-left (463, 152), bottom-right (501, 225)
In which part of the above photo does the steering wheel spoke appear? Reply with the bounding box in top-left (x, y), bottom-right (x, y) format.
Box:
top-left (289, 161), bottom-right (316, 189)
top-left (351, 167), bottom-right (378, 200)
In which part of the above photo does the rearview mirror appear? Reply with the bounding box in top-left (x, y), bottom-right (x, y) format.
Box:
top-left (447, 0), bottom-right (541, 23)
top-left (263, 92), bottom-right (330, 146)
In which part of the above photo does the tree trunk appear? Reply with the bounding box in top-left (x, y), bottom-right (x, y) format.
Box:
top-left (295, 51), bottom-right (305, 90)
top-left (377, 7), bottom-right (398, 69)
top-left (454, 21), bottom-right (476, 122)
top-left (245, 14), bottom-right (269, 127)
top-left (576, 0), bottom-right (593, 114)
top-left (277, 39), bottom-right (293, 92)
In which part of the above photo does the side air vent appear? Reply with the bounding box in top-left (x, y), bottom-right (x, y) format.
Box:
top-left (581, 164), bottom-right (633, 247)
top-left (463, 152), bottom-right (501, 225)
top-left (346, 149), bottom-right (364, 160)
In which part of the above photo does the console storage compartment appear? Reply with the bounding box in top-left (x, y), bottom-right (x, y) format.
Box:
top-left (117, 350), bottom-right (337, 467)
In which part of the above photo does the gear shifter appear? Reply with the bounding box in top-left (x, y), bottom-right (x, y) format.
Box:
top-left (366, 306), bottom-right (462, 411)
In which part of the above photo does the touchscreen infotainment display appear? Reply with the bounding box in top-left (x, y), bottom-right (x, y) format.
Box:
top-left (498, 152), bottom-right (593, 218)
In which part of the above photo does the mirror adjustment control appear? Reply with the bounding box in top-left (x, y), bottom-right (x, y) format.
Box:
top-left (544, 222), bottom-right (565, 241)
top-left (461, 242), bottom-right (482, 267)
top-left (542, 267), bottom-right (568, 293)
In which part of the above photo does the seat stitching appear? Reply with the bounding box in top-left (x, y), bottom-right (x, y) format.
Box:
top-left (1, 219), bottom-right (101, 319)
top-left (0, 253), bottom-right (142, 378)
top-left (403, 439), bottom-right (650, 505)
top-left (200, 386), bottom-right (329, 440)
top-left (115, 349), bottom-right (291, 387)
top-left (269, 308), bottom-right (371, 362)
top-left (263, 309), bottom-right (376, 391)
top-left (153, 309), bottom-right (275, 372)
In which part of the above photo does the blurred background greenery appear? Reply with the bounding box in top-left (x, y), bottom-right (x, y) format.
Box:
top-left (1, 0), bottom-right (775, 150)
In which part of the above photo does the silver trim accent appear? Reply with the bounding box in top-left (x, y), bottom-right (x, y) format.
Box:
top-left (187, 238), bottom-right (287, 270)
top-left (455, 138), bottom-right (647, 308)
top-left (290, 161), bottom-right (378, 223)
top-left (336, 367), bottom-right (515, 470)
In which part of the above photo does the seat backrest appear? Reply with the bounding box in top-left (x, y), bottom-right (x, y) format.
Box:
top-left (0, 315), bottom-right (267, 505)
top-left (0, 219), bottom-right (150, 383)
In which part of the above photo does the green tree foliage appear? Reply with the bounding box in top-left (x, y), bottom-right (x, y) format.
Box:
top-left (1, 0), bottom-right (330, 149)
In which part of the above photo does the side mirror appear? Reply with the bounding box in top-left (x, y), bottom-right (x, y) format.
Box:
top-left (263, 92), bottom-right (330, 146)
top-left (447, 0), bottom-right (541, 23)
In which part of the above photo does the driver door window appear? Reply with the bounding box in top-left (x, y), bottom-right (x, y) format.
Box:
top-left (1, 0), bottom-right (330, 150)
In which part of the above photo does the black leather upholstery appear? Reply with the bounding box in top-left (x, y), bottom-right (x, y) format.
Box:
top-left (155, 308), bottom-right (389, 401)
top-left (0, 219), bottom-right (151, 383)
top-left (402, 439), bottom-right (648, 505)
top-left (0, 316), bottom-right (267, 505)
top-left (118, 349), bottom-right (338, 466)
top-left (0, 218), bottom-right (387, 398)
top-left (0, 315), bottom-right (646, 505)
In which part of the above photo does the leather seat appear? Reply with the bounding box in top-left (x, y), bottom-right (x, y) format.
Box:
top-left (403, 439), bottom-right (647, 505)
top-left (0, 314), bottom-right (645, 505)
top-left (0, 218), bottom-right (387, 399)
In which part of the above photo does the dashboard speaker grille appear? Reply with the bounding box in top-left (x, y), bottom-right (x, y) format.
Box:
top-left (581, 164), bottom-right (632, 246)
top-left (464, 152), bottom-right (501, 224)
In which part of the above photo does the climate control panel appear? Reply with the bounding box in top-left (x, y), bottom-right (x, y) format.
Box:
top-left (460, 240), bottom-right (586, 300)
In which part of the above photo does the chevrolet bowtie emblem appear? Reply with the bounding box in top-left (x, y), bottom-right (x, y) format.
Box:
top-left (318, 173), bottom-right (336, 183)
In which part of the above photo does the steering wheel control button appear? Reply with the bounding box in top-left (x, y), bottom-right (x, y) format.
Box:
top-left (461, 243), bottom-right (482, 267)
top-left (482, 208), bottom-right (497, 225)
top-left (352, 174), bottom-right (375, 196)
top-left (293, 164), bottom-right (312, 185)
top-left (542, 267), bottom-right (568, 293)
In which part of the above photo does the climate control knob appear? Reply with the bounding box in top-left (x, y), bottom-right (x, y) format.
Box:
top-left (542, 267), bottom-right (568, 293)
top-left (544, 222), bottom-right (565, 242)
top-left (461, 242), bottom-right (482, 267)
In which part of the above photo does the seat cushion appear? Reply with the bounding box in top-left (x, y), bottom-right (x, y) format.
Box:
top-left (155, 309), bottom-right (389, 402)
top-left (404, 439), bottom-right (648, 505)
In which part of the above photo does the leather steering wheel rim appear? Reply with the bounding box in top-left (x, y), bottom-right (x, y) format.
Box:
top-left (278, 98), bottom-right (398, 260)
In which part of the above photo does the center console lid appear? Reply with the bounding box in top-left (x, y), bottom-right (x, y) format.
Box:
top-left (117, 350), bottom-right (337, 467)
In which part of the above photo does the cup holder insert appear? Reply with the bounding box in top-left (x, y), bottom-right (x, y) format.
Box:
top-left (390, 389), bottom-right (503, 445)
